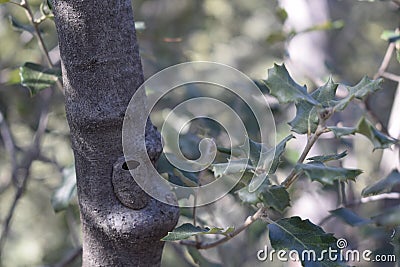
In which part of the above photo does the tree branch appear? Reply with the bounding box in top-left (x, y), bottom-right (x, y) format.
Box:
top-left (281, 124), bottom-right (327, 188)
top-left (180, 206), bottom-right (266, 250)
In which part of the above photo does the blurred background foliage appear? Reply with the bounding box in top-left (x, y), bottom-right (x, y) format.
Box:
top-left (0, 0), bottom-right (399, 266)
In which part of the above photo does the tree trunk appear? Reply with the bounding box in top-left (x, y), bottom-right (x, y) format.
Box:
top-left (52, 1), bottom-right (179, 266)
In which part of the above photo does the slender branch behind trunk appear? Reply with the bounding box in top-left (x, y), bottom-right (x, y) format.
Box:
top-left (52, 1), bottom-right (179, 266)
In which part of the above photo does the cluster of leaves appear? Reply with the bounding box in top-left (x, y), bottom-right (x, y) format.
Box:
top-left (163, 64), bottom-right (399, 266)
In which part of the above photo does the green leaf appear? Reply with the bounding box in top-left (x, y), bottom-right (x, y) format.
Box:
top-left (9, 16), bottom-right (35, 33)
top-left (211, 159), bottom-right (253, 178)
top-left (266, 31), bottom-right (288, 44)
top-left (349, 76), bottom-right (383, 99)
top-left (334, 77), bottom-right (383, 111)
top-left (40, 0), bottom-right (54, 20)
top-left (246, 135), bottom-right (293, 191)
top-left (246, 138), bottom-right (268, 167)
top-left (161, 223), bottom-right (234, 241)
top-left (262, 64), bottom-right (319, 105)
top-left (362, 170), bottom-right (400, 197)
top-left (372, 205), bottom-right (400, 227)
top-left (237, 181), bottom-right (290, 213)
top-left (260, 185), bottom-right (291, 213)
top-left (264, 134), bottom-right (294, 174)
top-left (248, 135), bottom-right (294, 172)
top-left (187, 247), bottom-right (223, 267)
top-left (356, 117), bottom-right (397, 150)
top-left (289, 77), bottom-right (338, 134)
top-left (275, 7), bottom-right (288, 24)
top-left (330, 207), bottom-right (371, 226)
top-left (381, 30), bottom-right (400, 43)
top-left (328, 126), bottom-right (357, 138)
top-left (0, 0), bottom-right (10, 3)
top-left (51, 165), bottom-right (77, 212)
top-left (307, 151), bottom-right (347, 163)
top-left (19, 62), bottom-right (61, 96)
top-left (268, 217), bottom-right (342, 266)
top-left (296, 163), bottom-right (362, 185)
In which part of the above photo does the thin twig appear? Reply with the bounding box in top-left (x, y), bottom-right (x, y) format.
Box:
top-left (0, 112), bottom-right (17, 193)
top-left (281, 124), bottom-right (326, 188)
top-left (374, 42), bottom-right (395, 80)
top-left (0, 91), bottom-right (51, 259)
top-left (20, 0), bottom-right (64, 93)
top-left (180, 206), bottom-right (266, 250)
top-left (380, 71), bottom-right (400, 83)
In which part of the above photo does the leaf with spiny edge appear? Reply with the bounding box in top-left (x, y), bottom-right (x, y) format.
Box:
top-left (333, 76), bottom-right (383, 111)
top-left (262, 64), bottom-right (319, 105)
top-left (296, 162), bottom-right (363, 185)
top-left (328, 126), bottom-right (357, 138)
top-left (161, 223), bottom-right (234, 241)
top-left (237, 179), bottom-right (290, 213)
top-left (362, 170), bottom-right (400, 197)
top-left (356, 117), bottom-right (398, 150)
top-left (289, 77), bottom-right (338, 134)
top-left (307, 151), bottom-right (347, 163)
top-left (330, 207), bottom-right (371, 226)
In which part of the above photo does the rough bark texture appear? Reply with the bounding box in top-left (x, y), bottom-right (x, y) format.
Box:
top-left (52, 1), bottom-right (179, 266)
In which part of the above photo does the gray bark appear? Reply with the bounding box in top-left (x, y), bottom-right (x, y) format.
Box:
top-left (52, 1), bottom-right (179, 266)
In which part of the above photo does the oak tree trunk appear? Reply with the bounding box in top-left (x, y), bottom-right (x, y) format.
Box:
top-left (52, 1), bottom-right (179, 266)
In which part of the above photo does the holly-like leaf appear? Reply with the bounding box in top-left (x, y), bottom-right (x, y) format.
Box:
top-left (237, 181), bottom-right (290, 213)
top-left (268, 216), bottom-right (343, 266)
top-left (264, 134), bottom-right (294, 174)
top-left (20, 62), bottom-right (61, 96)
top-left (334, 77), bottom-right (383, 111)
top-left (330, 207), bottom-right (371, 226)
top-left (362, 170), bottom-right (400, 197)
top-left (246, 138), bottom-right (268, 167)
top-left (296, 163), bottom-right (362, 185)
top-left (51, 165), bottom-right (77, 212)
top-left (307, 151), bottom-right (347, 163)
top-left (289, 77), bottom-right (338, 134)
top-left (161, 223), bottom-right (234, 241)
top-left (328, 126), bottom-right (357, 138)
top-left (356, 117), bottom-right (397, 150)
top-left (262, 64), bottom-right (319, 105)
